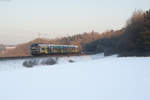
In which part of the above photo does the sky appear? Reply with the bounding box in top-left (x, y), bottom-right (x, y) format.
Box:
top-left (0, 0), bottom-right (150, 45)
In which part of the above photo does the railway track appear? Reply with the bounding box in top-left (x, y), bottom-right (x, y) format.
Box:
top-left (0, 54), bottom-right (87, 61)
top-left (0, 56), bottom-right (34, 60)
top-left (0, 51), bottom-right (94, 61)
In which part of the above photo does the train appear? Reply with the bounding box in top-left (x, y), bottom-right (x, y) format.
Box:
top-left (30, 43), bottom-right (81, 56)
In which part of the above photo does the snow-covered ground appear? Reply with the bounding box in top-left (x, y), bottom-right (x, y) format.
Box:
top-left (0, 53), bottom-right (105, 71)
top-left (0, 54), bottom-right (149, 100)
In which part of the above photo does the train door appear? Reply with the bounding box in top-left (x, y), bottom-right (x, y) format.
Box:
top-left (44, 46), bottom-right (48, 54)
top-left (40, 47), bottom-right (45, 54)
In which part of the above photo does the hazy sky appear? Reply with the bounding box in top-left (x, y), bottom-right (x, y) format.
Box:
top-left (0, 0), bottom-right (149, 44)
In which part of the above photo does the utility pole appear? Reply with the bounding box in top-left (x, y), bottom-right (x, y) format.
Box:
top-left (38, 32), bottom-right (41, 43)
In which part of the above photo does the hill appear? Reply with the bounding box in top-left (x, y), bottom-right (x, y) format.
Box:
top-left (1, 9), bottom-right (149, 57)
top-left (0, 32), bottom-right (101, 57)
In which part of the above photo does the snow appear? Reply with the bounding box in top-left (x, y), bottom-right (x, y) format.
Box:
top-left (0, 53), bottom-right (105, 71)
top-left (0, 54), bottom-right (149, 100)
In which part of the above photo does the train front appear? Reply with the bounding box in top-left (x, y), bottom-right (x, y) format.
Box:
top-left (30, 43), bottom-right (40, 56)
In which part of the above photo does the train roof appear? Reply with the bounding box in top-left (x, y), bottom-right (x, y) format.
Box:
top-left (34, 43), bottom-right (78, 48)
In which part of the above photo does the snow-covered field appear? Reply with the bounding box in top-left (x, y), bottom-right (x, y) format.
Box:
top-left (0, 53), bottom-right (105, 71)
top-left (0, 54), bottom-right (149, 100)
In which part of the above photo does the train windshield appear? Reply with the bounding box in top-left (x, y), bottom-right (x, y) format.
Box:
top-left (31, 43), bottom-right (39, 47)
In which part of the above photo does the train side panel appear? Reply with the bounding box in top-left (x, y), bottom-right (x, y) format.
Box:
top-left (31, 43), bottom-right (81, 56)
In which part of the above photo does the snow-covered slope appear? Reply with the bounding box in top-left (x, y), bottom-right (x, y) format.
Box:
top-left (0, 55), bottom-right (149, 100)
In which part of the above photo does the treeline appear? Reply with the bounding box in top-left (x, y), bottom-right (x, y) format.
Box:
top-left (84, 9), bottom-right (150, 56)
top-left (83, 29), bottom-right (125, 55)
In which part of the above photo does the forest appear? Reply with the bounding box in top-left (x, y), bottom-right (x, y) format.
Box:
top-left (84, 9), bottom-right (150, 56)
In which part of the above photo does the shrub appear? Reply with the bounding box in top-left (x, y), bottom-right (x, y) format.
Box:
top-left (23, 59), bottom-right (39, 68)
top-left (41, 58), bottom-right (57, 65)
top-left (68, 59), bottom-right (75, 63)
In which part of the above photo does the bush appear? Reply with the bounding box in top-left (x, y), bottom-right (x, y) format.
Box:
top-left (41, 58), bottom-right (57, 65)
top-left (68, 59), bottom-right (74, 63)
top-left (23, 59), bottom-right (39, 68)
